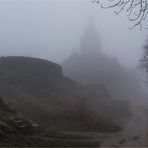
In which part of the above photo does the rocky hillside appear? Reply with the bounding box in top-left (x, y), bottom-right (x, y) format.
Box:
top-left (0, 96), bottom-right (35, 135)
top-left (0, 97), bottom-right (102, 147)
top-left (0, 56), bottom-right (123, 131)
top-left (0, 96), bottom-right (38, 146)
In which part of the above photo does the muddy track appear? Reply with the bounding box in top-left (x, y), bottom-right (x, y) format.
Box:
top-left (100, 105), bottom-right (148, 147)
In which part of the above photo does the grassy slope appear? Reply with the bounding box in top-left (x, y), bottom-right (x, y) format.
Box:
top-left (0, 97), bottom-right (101, 147)
top-left (0, 56), bottom-right (122, 133)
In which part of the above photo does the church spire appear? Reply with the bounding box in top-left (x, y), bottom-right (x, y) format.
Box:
top-left (80, 15), bottom-right (100, 54)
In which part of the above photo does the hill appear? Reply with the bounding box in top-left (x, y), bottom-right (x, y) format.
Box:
top-left (0, 56), bottom-right (122, 131)
top-left (0, 96), bottom-right (102, 147)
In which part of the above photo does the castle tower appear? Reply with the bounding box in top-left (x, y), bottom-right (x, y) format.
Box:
top-left (80, 16), bottom-right (100, 54)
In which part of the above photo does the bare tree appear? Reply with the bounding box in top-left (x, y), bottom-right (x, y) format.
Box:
top-left (93, 0), bottom-right (148, 30)
top-left (140, 37), bottom-right (148, 81)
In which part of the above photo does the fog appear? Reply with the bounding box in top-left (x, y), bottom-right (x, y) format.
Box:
top-left (0, 0), bottom-right (146, 68)
top-left (62, 18), bottom-right (147, 103)
top-left (0, 0), bottom-right (147, 97)
top-left (1, 1), bottom-right (148, 146)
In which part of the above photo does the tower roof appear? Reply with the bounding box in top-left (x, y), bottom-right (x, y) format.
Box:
top-left (81, 16), bottom-right (100, 54)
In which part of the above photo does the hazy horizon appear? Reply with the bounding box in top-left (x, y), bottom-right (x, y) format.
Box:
top-left (0, 0), bottom-right (146, 69)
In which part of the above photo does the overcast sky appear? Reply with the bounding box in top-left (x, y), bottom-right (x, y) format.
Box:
top-left (0, 0), bottom-right (147, 68)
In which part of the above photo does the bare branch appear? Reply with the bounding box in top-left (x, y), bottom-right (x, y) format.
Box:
top-left (93, 0), bottom-right (148, 30)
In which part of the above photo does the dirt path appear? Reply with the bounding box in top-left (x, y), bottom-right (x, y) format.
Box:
top-left (100, 104), bottom-right (148, 147)
top-left (62, 104), bottom-right (148, 147)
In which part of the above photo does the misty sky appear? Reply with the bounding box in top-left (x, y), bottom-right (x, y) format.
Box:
top-left (0, 0), bottom-right (147, 68)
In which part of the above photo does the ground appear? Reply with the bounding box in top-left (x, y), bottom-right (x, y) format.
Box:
top-left (99, 104), bottom-right (148, 147)
top-left (63, 104), bottom-right (148, 147)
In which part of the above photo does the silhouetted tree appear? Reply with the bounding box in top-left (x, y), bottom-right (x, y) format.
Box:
top-left (93, 0), bottom-right (148, 30)
top-left (140, 36), bottom-right (148, 81)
